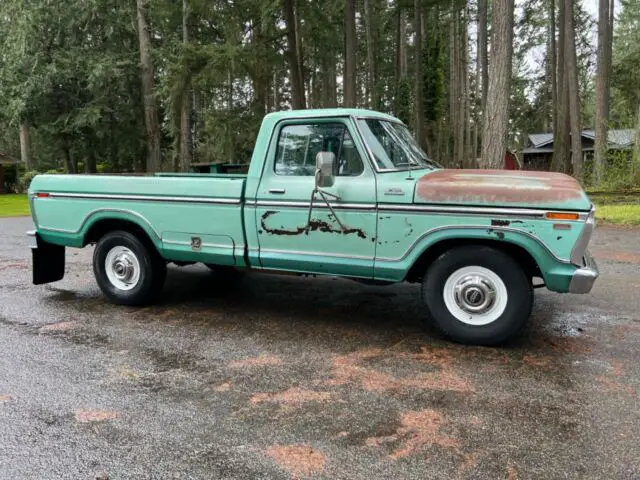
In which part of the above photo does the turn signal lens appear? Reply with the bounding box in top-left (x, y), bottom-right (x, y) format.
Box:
top-left (545, 212), bottom-right (580, 221)
top-left (35, 192), bottom-right (50, 198)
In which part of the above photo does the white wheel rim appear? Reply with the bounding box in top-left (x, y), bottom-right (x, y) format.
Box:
top-left (443, 266), bottom-right (508, 326)
top-left (105, 246), bottom-right (141, 291)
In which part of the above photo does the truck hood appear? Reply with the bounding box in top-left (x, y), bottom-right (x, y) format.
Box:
top-left (414, 169), bottom-right (592, 211)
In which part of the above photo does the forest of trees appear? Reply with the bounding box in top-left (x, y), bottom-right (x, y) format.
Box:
top-left (1, 0), bottom-right (639, 189)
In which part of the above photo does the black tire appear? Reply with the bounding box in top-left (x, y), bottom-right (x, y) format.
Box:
top-left (93, 230), bottom-right (166, 306)
top-left (422, 246), bottom-right (533, 346)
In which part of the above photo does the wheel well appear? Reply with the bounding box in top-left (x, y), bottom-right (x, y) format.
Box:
top-left (84, 219), bottom-right (159, 255)
top-left (405, 238), bottom-right (542, 283)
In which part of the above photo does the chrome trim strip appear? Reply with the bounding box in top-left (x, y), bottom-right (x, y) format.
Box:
top-left (40, 192), bottom-right (241, 205)
top-left (256, 200), bottom-right (376, 211)
top-left (375, 225), bottom-right (571, 264)
top-left (259, 247), bottom-right (373, 261)
top-left (570, 205), bottom-right (596, 266)
top-left (162, 240), bottom-right (236, 250)
top-left (379, 204), bottom-right (555, 219)
top-left (38, 208), bottom-right (162, 240)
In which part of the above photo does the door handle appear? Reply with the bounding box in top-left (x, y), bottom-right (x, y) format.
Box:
top-left (268, 188), bottom-right (286, 194)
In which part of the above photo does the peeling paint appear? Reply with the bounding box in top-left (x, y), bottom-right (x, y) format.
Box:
top-left (261, 211), bottom-right (367, 239)
top-left (491, 219), bottom-right (511, 227)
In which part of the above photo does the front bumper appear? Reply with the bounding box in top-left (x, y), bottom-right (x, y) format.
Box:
top-left (569, 251), bottom-right (599, 294)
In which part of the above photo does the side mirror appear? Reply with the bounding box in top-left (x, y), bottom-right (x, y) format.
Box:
top-left (315, 152), bottom-right (336, 188)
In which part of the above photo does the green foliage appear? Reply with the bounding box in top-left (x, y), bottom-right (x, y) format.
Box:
top-left (18, 171), bottom-right (39, 193)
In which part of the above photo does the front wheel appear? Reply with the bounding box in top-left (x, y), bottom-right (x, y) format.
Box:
top-left (93, 230), bottom-right (166, 306)
top-left (422, 246), bottom-right (533, 346)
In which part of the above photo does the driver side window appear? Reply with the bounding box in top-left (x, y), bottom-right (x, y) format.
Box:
top-left (274, 123), bottom-right (364, 177)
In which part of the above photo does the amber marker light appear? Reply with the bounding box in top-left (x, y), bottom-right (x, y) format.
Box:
top-left (545, 212), bottom-right (580, 221)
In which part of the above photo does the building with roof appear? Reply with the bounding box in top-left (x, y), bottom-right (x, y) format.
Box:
top-left (522, 129), bottom-right (636, 171)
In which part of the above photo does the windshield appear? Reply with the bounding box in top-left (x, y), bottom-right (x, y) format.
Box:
top-left (357, 119), bottom-right (441, 171)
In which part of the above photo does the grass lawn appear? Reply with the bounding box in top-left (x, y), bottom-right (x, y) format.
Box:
top-left (595, 204), bottom-right (640, 226)
top-left (0, 194), bottom-right (30, 218)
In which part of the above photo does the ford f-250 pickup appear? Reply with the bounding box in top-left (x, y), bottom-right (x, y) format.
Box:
top-left (27, 108), bottom-right (598, 345)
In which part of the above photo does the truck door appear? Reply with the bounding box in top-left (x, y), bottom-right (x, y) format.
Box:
top-left (255, 117), bottom-right (377, 278)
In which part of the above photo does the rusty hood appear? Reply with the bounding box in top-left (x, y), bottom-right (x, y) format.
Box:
top-left (414, 169), bottom-right (592, 210)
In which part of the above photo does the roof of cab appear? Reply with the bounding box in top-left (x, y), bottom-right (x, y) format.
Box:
top-left (264, 108), bottom-right (402, 124)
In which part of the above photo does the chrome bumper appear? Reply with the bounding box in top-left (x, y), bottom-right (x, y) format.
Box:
top-left (27, 229), bottom-right (37, 248)
top-left (569, 251), bottom-right (599, 294)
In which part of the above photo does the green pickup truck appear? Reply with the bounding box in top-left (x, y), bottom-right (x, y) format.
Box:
top-left (28, 108), bottom-right (598, 345)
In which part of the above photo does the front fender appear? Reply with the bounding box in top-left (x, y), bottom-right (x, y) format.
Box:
top-left (374, 225), bottom-right (574, 290)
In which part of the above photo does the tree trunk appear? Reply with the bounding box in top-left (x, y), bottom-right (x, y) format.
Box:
top-left (282, 0), bottom-right (305, 109)
top-left (478, 0), bottom-right (489, 120)
top-left (414, 0), bottom-right (425, 149)
top-left (394, 8), bottom-right (408, 115)
top-left (322, 56), bottom-right (337, 108)
top-left (633, 102), bottom-right (640, 179)
top-left (344, 0), bottom-right (357, 107)
top-left (480, 0), bottom-right (515, 169)
top-left (179, 0), bottom-right (192, 172)
top-left (552, 0), bottom-right (570, 172)
top-left (136, 0), bottom-right (161, 173)
top-left (549, 0), bottom-right (557, 134)
top-left (594, 0), bottom-right (612, 184)
top-left (63, 144), bottom-right (76, 174)
top-left (364, 0), bottom-right (377, 109)
top-left (565, 0), bottom-right (583, 180)
top-left (19, 124), bottom-right (32, 170)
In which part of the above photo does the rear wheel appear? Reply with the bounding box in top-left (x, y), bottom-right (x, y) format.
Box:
top-left (93, 230), bottom-right (166, 306)
top-left (422, 246), bottom-right (533, 346)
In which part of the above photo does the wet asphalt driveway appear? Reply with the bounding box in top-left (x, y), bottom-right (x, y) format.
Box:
top-left (0, 216), bottom-right (639, 479)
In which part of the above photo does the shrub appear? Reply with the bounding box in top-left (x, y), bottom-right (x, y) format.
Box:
top-left (18, 170), bottom-right (39, 193)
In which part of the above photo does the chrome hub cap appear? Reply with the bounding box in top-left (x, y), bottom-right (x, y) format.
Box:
top-left (105, 246), bottom-right (141, 291)
top-left (443, 266), bottom-right (508, 326)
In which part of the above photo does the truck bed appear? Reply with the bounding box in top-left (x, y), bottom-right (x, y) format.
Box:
top-left (29, 174), bottom-right (247, 267)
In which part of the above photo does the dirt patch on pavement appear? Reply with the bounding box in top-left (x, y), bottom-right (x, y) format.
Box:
top-left (265, 444), bottom-right (326, 478)
top-left (366, 409), bottom-right (459, 459)
top-left (251, 388), bottom-right (332, 407)
top-left (0, 395), bottom-right (11, 402)
top-left (39, 321), bottom-right (79, 333)
top-left (327, 348), bottom-right (473, 393)
top-left (75, 409), bottom-right (120, 423)
top-left (230, 354), bottom-right (282, 368)
top-left (591, 250), bottom-right (640, 264)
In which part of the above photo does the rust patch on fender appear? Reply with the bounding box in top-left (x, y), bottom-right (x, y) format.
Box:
top-left (366, 410), bottom-right (460, 459)
top-left (75, 409), bottom-right (120, 423)
top-left (261, 211), bottom-right (367, 239)
top-left (250, 387), bottom-right (332, 407)
top-left (230, 354), bottom-right (282, 368)
top-left (265, 444), bottom-right (326, 478)
top-left (416, 169), bottom-right (584, 204)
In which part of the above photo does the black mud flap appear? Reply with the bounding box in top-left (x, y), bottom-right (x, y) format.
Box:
top-left (32, 234), bottom-right (65, 285)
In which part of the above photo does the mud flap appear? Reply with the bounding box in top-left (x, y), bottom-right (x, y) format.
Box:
top-left (31, 233), bottom-right (65, 285)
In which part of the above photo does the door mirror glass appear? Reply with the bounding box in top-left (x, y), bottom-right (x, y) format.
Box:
top-left (315, 152), bottom-right (336, 188)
